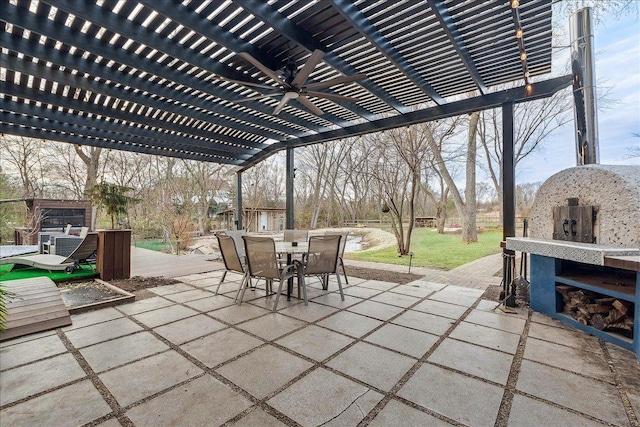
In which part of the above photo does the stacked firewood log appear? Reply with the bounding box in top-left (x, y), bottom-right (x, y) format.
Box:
top-left (557, 285), bottom-right (634, 338)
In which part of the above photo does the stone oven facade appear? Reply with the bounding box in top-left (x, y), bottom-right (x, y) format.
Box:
top-left (529, 164), bottom-right (640, 248)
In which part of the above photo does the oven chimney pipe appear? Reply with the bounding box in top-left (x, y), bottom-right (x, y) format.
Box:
top-left (570, 7), bottom-right (599, 165)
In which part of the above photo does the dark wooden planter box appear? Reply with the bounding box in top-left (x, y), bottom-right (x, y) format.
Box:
top-left (97, 229), bottom-right (131, 281)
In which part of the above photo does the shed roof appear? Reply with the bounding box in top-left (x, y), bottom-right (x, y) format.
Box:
top-left (1, 0), bottom-right (569, 169)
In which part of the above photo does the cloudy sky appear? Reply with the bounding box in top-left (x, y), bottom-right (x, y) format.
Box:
top-left (515, 7), bottom-right (640, 183)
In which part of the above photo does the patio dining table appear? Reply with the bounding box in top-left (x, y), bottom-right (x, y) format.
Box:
top-left (274, 241), bottom-right (309, 300)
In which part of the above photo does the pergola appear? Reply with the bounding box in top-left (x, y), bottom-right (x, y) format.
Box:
top-left (1, 0), bottom-right (571, 283)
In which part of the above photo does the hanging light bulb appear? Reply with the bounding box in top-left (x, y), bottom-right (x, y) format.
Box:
top-left (525, 84), bottom-right (533, 93)
top-left (524, 71), bottom-right (530, 78)
top-left (515, 28), bottom-right (523, 39)
top-left (511, 0), bottom-right (519, 8)
top-left (520, 52), bottom-right (527, 61)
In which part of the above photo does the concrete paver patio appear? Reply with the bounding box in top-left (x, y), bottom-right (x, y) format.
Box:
top-left (1, 266), bottom-right (638, 426)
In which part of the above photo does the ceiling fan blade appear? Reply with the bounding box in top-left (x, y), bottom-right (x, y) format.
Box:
top-left (238, 52), bottom-right (284, 84)
top-left (273, 91), bottom-right (298, 115)
top-left (297, 95), bottom-right (324, 115)
top-left (217, 77), bottom-right (275, 91)
top-left (234, 92), bottom-right (281, 102)
top-left (304, 73), bottom-right (367, 90)
top-left (290, 49), bottom-right (325, 88)
top-left (305, 90), bottom-right (359, 103)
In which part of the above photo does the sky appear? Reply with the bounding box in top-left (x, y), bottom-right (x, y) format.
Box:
top-left (515, 6), bottom-right (640, 183)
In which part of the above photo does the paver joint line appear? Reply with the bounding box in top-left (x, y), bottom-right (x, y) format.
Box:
top-left (599, 340), bottom-right (640, 427)
top-left (493, 308), bottom-right (532, 427)
top-left (2, 256), bottom-right (637, 427)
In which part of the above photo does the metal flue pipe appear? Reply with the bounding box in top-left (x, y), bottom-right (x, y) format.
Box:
top-left (570, 7), bottom-right (599, 165)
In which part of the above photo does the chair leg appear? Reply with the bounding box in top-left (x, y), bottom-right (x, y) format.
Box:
top-left (335, 272), bottom-right (345, 301)
top-left (215, 270), bottom-right (228, 295)
top-left (235, 273), bottom-right (249, 304)
top-left (272, 279), bottom-right (285, 312)
top-left (339, 257), bottom-right (349, 285)
top-left (299, 274), bottom-right (308, 306)
top-left (321, 274), bottom-right (329, 290)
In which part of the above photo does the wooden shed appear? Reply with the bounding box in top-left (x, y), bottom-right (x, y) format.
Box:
top-left (217, 207), bottom-right (285, 233)
top-left (14, 198), bottom-right (93, 245)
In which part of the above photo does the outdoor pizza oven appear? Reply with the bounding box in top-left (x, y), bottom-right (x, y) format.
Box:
top-left (529, 164), bottom-right (640, 248)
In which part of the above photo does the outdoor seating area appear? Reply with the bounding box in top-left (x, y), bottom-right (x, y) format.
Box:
top-left (0, 233), bottom-right (98, 273)
top-left (1, 1), bottom-right (638, 425)
top-left (1, 258), bottom-right (638, 426)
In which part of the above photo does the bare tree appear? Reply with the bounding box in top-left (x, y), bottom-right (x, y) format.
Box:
top-left (73, 145), bottom-right (104, 197)
top-left (364, 123), bottom-right (432, 255)
top-left (426, 115), bottom-right (480, 242)
top-left (477, 89), bottom-right (573, 222)
top-left (0, 136), bottom-right (47, 198)
top-left (182, 160), bottom-right (230, 234)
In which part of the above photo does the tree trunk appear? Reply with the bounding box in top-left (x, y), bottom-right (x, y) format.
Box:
top-left (463, 112), bottom-right (479, 243)
top-left (74, 145), bottom-right (103, 197)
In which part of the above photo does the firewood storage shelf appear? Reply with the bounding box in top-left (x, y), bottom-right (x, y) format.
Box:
top-left (529, 254), bottom-right (639, 360)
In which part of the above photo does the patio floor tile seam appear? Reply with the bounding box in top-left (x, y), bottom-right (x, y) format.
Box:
top-left (356, 294), bottom-right (485, 425)
top-left (106, 303), bottom-right (306, 425)
top-left (270, 284), bottom-right (445, 362)
top-left (598, 341), bottom-right (639, 426)
top-left (493, 307), bottom-right (532, 427)
top-left (512, 388), bottom-right (630, 426)
top-left (0, 348), bottom-right (69, 374)
top-left (55, 329), bottom-right (131, 427)
top-left (0, 373), bottom-right (88, 412)
top-left (197, 283), bottom-right (483, 423)
top-left (519, 352), bottom-right (619, 386)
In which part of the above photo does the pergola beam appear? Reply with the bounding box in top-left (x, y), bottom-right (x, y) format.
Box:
top-left (1, 54), bottom-right (266, 152)
top-left (2, 1), bottom-right (313, 138)
top-left (2, 99), bottom-right (254, 160)
top-left (330, 0), bottom-right (445, 105)
top-left (234, 0), bottom-right (408, 114)
top-left (136, 0), bottom-right (366, 127)
top-left (0, 122), bottom-right (239, 164)
top-left (239, 75), bottom-right (572, 169)
top-left (427, 0), bottom-right (488, 94)
top-left (43, 0), bottom-right (337, 133)
top-left (0, 35), bottom-right (286, 144)
top-left (1, 110), bottom-right (244, 162)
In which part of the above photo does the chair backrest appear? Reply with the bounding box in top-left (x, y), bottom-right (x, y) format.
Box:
top-left (305, 235), bottom-right (341, 275)
top-left (284, 229), bottom-right (309, 242)
top-left (64, 224), bottom-right (72, 234)
top-left (216, 234), bottom-right (244, 273)
top-left (243, 236), bottom-right (279, 280)
top-left (224, 229), bottom-right (247, 258)
top-left (79, 226), bottom-right (89, 239)
top-left (64, 232), bottom-right (98, 263)
top-left (324, 231), bottom-right (348, 257)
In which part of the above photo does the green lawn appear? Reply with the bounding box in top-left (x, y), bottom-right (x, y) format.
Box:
top-left (345, 228), bottom-right (503, 270)
top-left (133, 239), bottom-right (172, 253)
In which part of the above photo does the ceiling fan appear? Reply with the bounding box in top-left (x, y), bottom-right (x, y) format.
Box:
top-left (226, 49), bottom-right (366, 115)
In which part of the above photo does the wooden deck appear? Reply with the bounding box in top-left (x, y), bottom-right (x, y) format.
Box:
top-left (130, 246), bottom-right (223, 278)
top-left (1, 277), bottom-right (71, 341)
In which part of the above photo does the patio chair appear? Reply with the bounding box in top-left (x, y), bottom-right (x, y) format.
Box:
top-left (223, 229), bottom-right (247, 261)
top-left (240, 236), bottom-right (298, 311)
top-left (324, 230), bottom-right (349, 285)
top-left (214, 234), bottom-right (247, 296)
top-left (296, 235), bottom-right (344, 300)
top-left (0, 232), bottom-right (98, 273)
